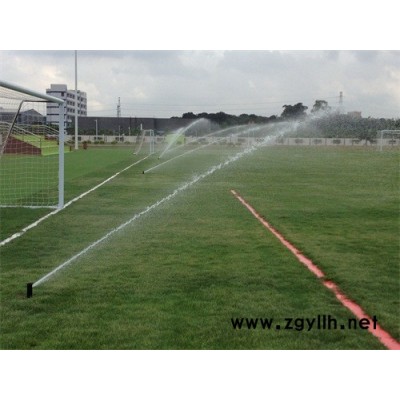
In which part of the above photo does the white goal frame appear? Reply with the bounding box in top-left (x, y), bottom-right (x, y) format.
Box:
top-left (0, 80), bottom-right (65, 209)
top-left (377, 130), bottom-right (400, 151)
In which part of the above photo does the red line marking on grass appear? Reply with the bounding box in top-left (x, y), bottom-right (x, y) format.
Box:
top-left (231, 189), bottom-right (400, 350)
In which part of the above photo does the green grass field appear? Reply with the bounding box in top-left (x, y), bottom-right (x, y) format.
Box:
top-left (0, 143), bottom-right (398, 349)
top-left (0, 138), bottom-right (71, 209)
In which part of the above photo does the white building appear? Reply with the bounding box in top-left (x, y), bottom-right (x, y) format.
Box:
top-left (46, 84), bottom-right (87, 127)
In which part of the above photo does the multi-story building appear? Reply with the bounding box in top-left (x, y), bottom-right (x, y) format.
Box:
top-left (46, 84), bottom-right (87, 127)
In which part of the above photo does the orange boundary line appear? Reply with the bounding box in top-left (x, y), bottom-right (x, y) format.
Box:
top-left (231, 189), bottom-right (400, 350)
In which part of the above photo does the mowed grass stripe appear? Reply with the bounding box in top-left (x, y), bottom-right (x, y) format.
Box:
top-left (225, 147), bottom-right (399, 341)
top-left (31, 142), bottom-right (269, 288)
top-left (1, 170), bottom-right (383, 349)
top-left (1, 147), bottom-right (141, 240)
top-left (0, 155), bottom-right (150, 247)
top-left (0, 146), bottom-right (397, 349)
top-left (231, 189), bottom-right (400, 350)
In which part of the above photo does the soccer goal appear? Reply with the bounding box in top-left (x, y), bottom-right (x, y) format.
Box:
top-left (0, 80), bottom-right (65, 209)
top-left (377, 130), bottom-right (400, 151)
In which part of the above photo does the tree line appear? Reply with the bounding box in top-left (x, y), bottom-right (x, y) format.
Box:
top-left (178, 100), bottom-right (400, 139)
top-left (178, 111), bottom-right (277, 125)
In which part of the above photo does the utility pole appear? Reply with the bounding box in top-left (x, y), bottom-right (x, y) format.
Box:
top-left (339, 91), bottom-right (343, 114)
top-left (117, 97), bottom-right (121, 118)
top-left (117, 97), bottom-right (121, 135)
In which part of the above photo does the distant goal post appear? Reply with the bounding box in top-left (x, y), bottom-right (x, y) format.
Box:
top-left (0, 80), bottom-right (65, 209)
top-left (377, 130), bottom-right (400, 151)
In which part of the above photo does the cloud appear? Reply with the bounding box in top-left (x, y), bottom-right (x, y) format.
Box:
top-left (1, 50), bottom-right (399, 118)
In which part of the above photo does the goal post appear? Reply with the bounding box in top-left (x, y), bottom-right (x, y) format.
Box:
top-left (377, 130), bottom-right (400, 151)
top-left (0, 80), bottom-right (65, 209)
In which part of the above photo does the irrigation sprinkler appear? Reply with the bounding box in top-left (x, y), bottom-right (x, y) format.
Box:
top-left (27, 282), bottom-right (33, 298)
top-left (27, 126), bottom-right (281, 292)
top-left (25, 121), bottom-right (309, 296)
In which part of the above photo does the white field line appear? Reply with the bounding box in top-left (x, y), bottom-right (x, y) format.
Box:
top-left (32, 134), bottom-right (274, 288)
top-left (0, 155), bottom-right (149, 247)
top-left (0, 205), bottom-right (58, 209)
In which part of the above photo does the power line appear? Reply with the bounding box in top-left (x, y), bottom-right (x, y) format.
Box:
top-left (87, 97), bottom-right (343, 118)
top-left (88, 95), bottom-right (340, 110)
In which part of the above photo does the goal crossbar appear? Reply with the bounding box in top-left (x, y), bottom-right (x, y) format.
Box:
top-left (0, 80), bottom-right (64, 104)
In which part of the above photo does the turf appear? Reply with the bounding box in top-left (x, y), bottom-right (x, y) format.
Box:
top-left (0, 146), bottom-right (136, 240)
top-left (0, 144), bottom-right (398, 349)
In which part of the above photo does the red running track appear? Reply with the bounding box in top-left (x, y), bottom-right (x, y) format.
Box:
top-left (231, 189), bottom-right (400, 350)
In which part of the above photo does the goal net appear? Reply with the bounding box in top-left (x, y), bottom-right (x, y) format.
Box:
top-left (0, 80), bottom-right (65, 209)
top-left (377, 130), bottom-right (400, 151)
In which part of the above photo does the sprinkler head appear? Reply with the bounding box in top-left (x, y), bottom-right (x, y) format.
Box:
top-left (27, 282), bottom-right (33, 298)
top-left (142, 171), bottom-right (145, 174)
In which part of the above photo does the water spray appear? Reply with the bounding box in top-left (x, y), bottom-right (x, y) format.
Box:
top-left (27, 119), bottom-right (320, 295)
top-left (28, 125), bottom-right (286, 293)
top-left (160, 124), bottom-right (248, 158)
top-left (158, 118), bottom-right (211, 159)
top-left (144, 124), bottom-right (266, 174)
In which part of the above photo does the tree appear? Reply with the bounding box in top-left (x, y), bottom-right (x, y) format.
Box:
top-left (182, 112), bottom-right (198, 119)
top-left (311, 100), bottom-right (330, 114)
top-left (281, 103), bottom-right (308, 120)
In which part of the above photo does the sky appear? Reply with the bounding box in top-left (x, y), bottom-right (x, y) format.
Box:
top-left (1, 50), bottom-right (398, 119)
top-left (1, 2), bottom-right (399, 121)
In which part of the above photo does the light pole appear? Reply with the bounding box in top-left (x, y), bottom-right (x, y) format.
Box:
top-left (74, 50), bottom-right (78, 150)
top-left (95, 119), bottom-right (98, 139)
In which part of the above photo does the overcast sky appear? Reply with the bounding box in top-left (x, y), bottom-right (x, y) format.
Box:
top-left (1, 1), bottom-right (399, 120)
top-left (1, 50), bottom-right (398, 119)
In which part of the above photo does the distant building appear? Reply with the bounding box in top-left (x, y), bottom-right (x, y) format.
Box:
top-left (0, 107), bottom-right (15, 122)
top-left (19, 109), bottom-right (46, 125)
top-left (77, 116), bottom-right (196, 135)
top-left (46, 84), bottom-right (87, 127)
top-left (347, 111), bottom-right (362, 118)
top-left (0, 108), bottom-right (45, 124)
